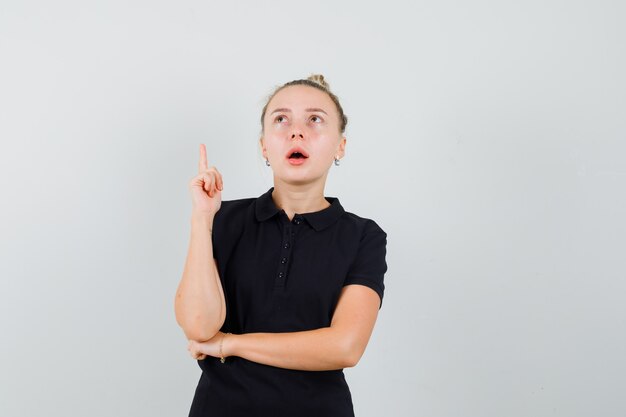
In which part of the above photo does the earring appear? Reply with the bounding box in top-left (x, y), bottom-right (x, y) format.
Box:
top-left (265, 158), bottom-right (270, 166)
top-left (334, 157), bottom-right (340, 166)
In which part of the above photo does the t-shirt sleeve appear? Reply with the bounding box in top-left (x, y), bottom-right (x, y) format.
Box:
top-left (211, 208), bottom-right (223, 261)
top-left (343, 220), bottom-right (388, 309)
top-left (210, 201), bottom-right (236, 262)
top-left (210, 200), bottom-right (247, 266)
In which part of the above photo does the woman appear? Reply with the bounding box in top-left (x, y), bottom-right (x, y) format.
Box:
top-left (175, 74), bottom-right (388, 416)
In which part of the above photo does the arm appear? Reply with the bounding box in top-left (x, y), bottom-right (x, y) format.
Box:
top-left (175, 211), bottom-right (226, 342)
top-left (189, 284), bottom-right (380, 371)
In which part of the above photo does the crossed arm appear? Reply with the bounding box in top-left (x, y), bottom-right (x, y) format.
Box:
top-left (187, 284), bottom-right (381, 371)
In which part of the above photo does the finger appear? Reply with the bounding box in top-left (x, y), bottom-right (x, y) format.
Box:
top-left (198, 172), bottom-right (220, 196)
top-left (201, 173), bottom-right (213, 194)
top-left (211, 174), bottom-right (219, 196)
top-left (198, 144), bottom-right (208, 173)
top-left (207, 168), bottom-right (222, 191)
top-left (210, 168), bottom-right (220, 191)
top-left (211, 173), bottom-right (219, 195)
top-left (206, 173), bottom-right (215, 197)
top-left (191, 349), bottom-right (205, 360)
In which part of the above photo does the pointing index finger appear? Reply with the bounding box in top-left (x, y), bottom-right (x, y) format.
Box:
top-left (198, 143), bottom-right (208, 173)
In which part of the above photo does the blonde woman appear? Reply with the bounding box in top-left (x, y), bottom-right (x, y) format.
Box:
top-left (175, 74), bottom-right (388, 416)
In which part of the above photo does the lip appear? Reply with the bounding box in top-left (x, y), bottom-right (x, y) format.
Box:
top-left (287, 157), bottom-right (307, 166)
top-left (285, 146), bottom-right (310, 159)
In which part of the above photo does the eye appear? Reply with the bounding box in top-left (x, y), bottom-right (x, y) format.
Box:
top-left (274, 115), bottom-right (287, 123)
top-left (310, 115), bottom-right (323, 123)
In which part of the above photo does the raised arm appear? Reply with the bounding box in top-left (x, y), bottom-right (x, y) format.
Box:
top-left (175, 144), bottom-right (226, 342)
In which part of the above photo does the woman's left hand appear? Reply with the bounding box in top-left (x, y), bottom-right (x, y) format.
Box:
top-left (187, 331), bottom-right (227, 360)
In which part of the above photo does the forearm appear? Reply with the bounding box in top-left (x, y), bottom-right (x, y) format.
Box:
top-left (175, 211), bottom-right (226, 341)
top-left (228, 327), bottom-right (355, 371)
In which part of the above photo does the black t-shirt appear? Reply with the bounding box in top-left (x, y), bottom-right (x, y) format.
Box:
top-left (189, 187), bottom-right (388, 417)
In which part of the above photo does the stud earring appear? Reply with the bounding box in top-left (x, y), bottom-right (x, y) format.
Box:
top-left (265, 158), bottom-right (270, 166)
top-left (334, 157), bottom-right (340, 166)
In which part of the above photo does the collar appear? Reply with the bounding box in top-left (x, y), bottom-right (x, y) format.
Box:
top-left (255, 187), bottom-right (345, 232)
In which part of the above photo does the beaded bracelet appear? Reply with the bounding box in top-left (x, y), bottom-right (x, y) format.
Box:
top-left (219, 332), bottom-right (231, 363)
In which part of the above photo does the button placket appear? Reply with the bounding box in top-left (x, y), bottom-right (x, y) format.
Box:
top-left (275, 214), bottom-right (302, 288)
top-left (275, 223), bottom-right (292, 288)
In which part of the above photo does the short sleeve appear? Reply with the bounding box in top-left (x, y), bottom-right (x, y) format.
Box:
top-left (211, 208), bottom-right (223, 261)
top-left (343, 221), bottom-right (388, 309)
top-left (209, 200), bottom-right (246, 264)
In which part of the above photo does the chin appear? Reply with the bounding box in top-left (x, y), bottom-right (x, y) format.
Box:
top-left (278, 171), bottom-right (327, 186)
top-left (282, 176), bottom-right (313, 186)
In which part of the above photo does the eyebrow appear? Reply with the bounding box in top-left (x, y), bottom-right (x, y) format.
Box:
top-left (270, 107), bottom-right (328, 115)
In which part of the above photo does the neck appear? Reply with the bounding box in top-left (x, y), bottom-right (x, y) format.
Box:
top-left (271, 179), bottom-right (331, 221)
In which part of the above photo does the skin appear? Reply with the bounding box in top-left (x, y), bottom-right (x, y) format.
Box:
top-left (186, 84), bottom-right (381, 371)
top-left (174, 144), bottom-right (225, 342)
top-left (259, 84), bottom-right (346, 220)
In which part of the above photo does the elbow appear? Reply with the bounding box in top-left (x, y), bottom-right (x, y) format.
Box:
top-left (342, 351), bottom-right (361, 369)
top-left (176, 311), bottom-right (225, 342)
top-left (340, 339), bottom-right (365, 369)
top-left (181, 319), bottom-right (223, 342)
top-left (174, 297), bottom-right (226, 341)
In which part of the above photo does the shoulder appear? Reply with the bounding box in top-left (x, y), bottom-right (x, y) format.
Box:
top-left (210, 196), bottom-right (257, 258)
top-left (216, 196), bottom-right (257, 217)
top-left (212, 196), bottom-right (256, 233)
top-left (339, 209), bottom-right (387, 240)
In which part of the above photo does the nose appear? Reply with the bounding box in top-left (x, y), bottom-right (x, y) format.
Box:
top-left (290, 124), bottom-right (304, 140)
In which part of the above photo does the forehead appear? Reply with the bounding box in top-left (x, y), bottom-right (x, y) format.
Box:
top-left (267, 85), bottom-right (335, 112)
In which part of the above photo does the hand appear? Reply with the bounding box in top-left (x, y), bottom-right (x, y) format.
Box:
top-left (189, 143), bottom-right (223, 216)
top-left (187, 331), bottom-right (229, 360)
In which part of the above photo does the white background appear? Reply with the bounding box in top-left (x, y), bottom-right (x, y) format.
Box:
top-left (1, 1), bottom-right (625, 416)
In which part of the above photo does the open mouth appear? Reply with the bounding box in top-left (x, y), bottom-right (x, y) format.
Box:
top-left (286, 147), bottom-right (310, 160)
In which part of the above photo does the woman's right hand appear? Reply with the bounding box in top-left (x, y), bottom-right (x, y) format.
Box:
top-left (189, 144), bottom-right (223, 216)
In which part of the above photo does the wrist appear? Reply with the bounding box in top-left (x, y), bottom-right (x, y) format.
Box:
top-left (191, 210), bottom-right (215, 227)
top-left (223, 332), bottom-right (237, 358)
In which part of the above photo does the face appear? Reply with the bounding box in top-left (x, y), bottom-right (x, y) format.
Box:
top-left (260, 85), bottom-right (346, 186)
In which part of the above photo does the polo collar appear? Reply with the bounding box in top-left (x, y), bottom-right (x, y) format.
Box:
top-left (255, 187), bottom-right (345, 232)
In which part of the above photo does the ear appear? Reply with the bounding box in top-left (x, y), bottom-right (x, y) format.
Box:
top-left (259, 137), bottom-right (267, 159)
top-left (336, 136), bottom-right (347, 159)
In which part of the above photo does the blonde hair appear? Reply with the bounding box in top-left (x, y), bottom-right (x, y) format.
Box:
top-left (260, 74), bottom-right (348, 134)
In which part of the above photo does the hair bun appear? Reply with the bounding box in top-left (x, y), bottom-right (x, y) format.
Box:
top-left (307, 74), bottom-right (330, 90)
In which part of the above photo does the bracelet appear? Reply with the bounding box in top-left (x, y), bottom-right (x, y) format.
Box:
top-left (219, 332), bottom-right (231, 363)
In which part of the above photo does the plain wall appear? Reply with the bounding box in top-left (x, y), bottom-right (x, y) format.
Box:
top-left (1, 1), bottom-right (625, 416)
